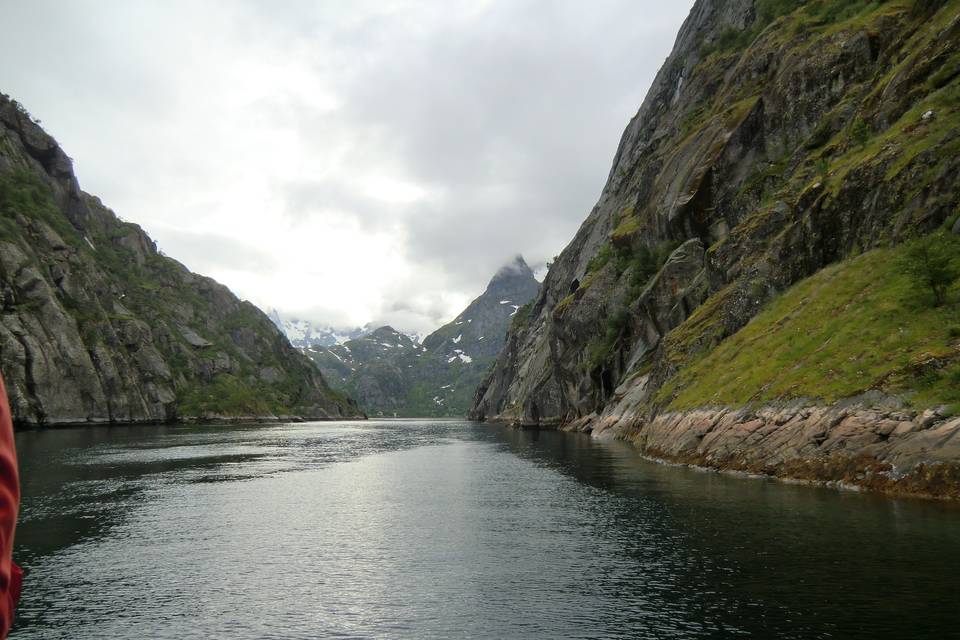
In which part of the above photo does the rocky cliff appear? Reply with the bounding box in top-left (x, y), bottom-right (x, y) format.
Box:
top-left (0, 94), bottom-right (361, 425)
top-left (471, 0), bottom-right (960, 498)
top-left (308, 256), bottom-right (540, 416)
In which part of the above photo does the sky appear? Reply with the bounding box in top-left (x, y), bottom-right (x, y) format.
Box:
top-left (0, 0), bottom-right (694, 334)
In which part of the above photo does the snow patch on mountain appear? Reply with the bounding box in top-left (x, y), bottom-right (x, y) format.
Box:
top-left (269, 309), bottom-right (372, 349)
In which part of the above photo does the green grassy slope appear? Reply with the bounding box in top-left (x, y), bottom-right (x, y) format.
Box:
top-left (659, 234), bottom-right (960, 412)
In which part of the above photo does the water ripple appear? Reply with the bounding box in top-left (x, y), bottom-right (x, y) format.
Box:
top-left (10, 420), bottom-right (960, 639)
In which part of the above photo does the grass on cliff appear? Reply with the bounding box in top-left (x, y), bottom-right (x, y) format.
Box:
top-left (0, 170), bottom-right (80, 242)
top-left (659, 237), bottom-right (960, 412)
top-left (176, 374), bottom-right (308, 417)
top-left (701, 0), bottom-right (896, 58)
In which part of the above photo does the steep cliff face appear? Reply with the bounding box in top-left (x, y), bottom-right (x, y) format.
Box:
top-left (0, 94), bottom-right (361, 425)
top-left (308, 257), bottom-right (540, 416)
top-left (471, 0), bottom-right (960, 496)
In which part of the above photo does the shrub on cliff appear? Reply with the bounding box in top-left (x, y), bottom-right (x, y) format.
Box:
top-left (901, 232), bottom-right (960, 307)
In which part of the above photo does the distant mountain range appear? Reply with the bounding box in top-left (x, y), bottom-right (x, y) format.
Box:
top-left (268, 312), bottom-right (370, 349)
top-left (300, 256), bottom-right (541, 417)
top-left (268, 311), bottom-right (426, 351)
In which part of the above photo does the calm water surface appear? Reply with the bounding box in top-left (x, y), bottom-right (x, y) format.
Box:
top-left (10, 420), bottom-right (960, 638)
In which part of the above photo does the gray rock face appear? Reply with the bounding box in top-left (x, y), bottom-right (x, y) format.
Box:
top-left (472, 1), bottom-right (960, 424)
top-left (307, 256), bottom-right (540, 416)
top-left (0, 93), bottom-right (361, 425)
top-left (179, 326), bottom-right (214, 349)
top-left (469, 1), bottom-right (960, 494)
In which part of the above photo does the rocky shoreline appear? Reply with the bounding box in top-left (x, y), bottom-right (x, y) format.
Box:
top-left (485, 400), bottom-right (960, 501)
top-left (467, 0), bottom-right (960, 505)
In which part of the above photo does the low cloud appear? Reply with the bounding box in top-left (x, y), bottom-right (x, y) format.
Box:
top-left (151, 228), bottom-right (279, 275)
top-left (1, 0), bottom-right (694, 333)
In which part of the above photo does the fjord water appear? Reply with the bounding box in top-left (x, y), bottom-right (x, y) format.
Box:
top-left (11, 421), bottom-right (960, 639)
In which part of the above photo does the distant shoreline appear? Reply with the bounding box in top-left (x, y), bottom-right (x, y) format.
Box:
top-left (12, 414), bottom-right (368, 432)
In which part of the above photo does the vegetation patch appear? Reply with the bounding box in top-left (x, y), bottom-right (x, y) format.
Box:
top-left (659, 284), bottom-right (734, 369)
top-left (584, 307), bottom-right (629, 372)
top-left (0, 170), bottom-right (80, 242)
top-left (660, 239), bottom-right (960, 412)
top-left (586, 243), bottom-right (614, 274)
top-left (177, 374), bottom-right (286, 417)
top-left (553, 293), bottom-right (576, 317)
top-left (611, 215), bottom-right (642, 246)
top-left (699, 0), bottom-right (887, 58)
top-left (625, 241), bottom-right (683, 300)
top-left (510, 302), bottom-right (533, 332)
top-left (901, 232), bottom-right (960, 306)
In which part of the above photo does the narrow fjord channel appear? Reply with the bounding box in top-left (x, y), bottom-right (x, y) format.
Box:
top-left (11, 420), bottom-right (960, 639)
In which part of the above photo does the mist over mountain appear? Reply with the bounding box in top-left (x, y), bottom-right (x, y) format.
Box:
top-left (305, 256), bottom-right (540, 416)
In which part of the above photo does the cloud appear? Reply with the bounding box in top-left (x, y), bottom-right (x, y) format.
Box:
top-left (0, 0), bottom-right (694, 333)
top-left (149, 228), bottom-right (280, 275)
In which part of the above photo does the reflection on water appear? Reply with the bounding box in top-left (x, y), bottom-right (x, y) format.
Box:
top-left (11, 420), bottom-right (960, 639)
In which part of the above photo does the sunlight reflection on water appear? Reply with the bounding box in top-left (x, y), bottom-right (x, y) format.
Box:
top-left (11, 420), bottom-right (960, 639)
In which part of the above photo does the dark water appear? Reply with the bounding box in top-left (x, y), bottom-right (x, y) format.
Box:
top-left (9, 420), bottom-right (960, 639)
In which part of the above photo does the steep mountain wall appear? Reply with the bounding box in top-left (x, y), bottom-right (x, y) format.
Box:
top-left (0, 94), bottom-right (361, 425)
top-left (471, 0), bottom-right (960, 497)
top-left (309, 257), bottom-right (540, 416)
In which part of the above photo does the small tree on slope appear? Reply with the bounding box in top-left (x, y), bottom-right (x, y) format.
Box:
top-left (901, 232), bottom-right (959, 307)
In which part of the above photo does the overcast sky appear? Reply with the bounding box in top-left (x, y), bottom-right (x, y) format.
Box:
top-left (0, 0), bottom-right (694, 333)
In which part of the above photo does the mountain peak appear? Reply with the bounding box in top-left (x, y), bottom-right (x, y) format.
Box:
top-left (488, 255), bottom-right (534, 289)
top-left (368, 325), bottom-right (400, 337)
top-left (305, 256), bottom-right (541, 417)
